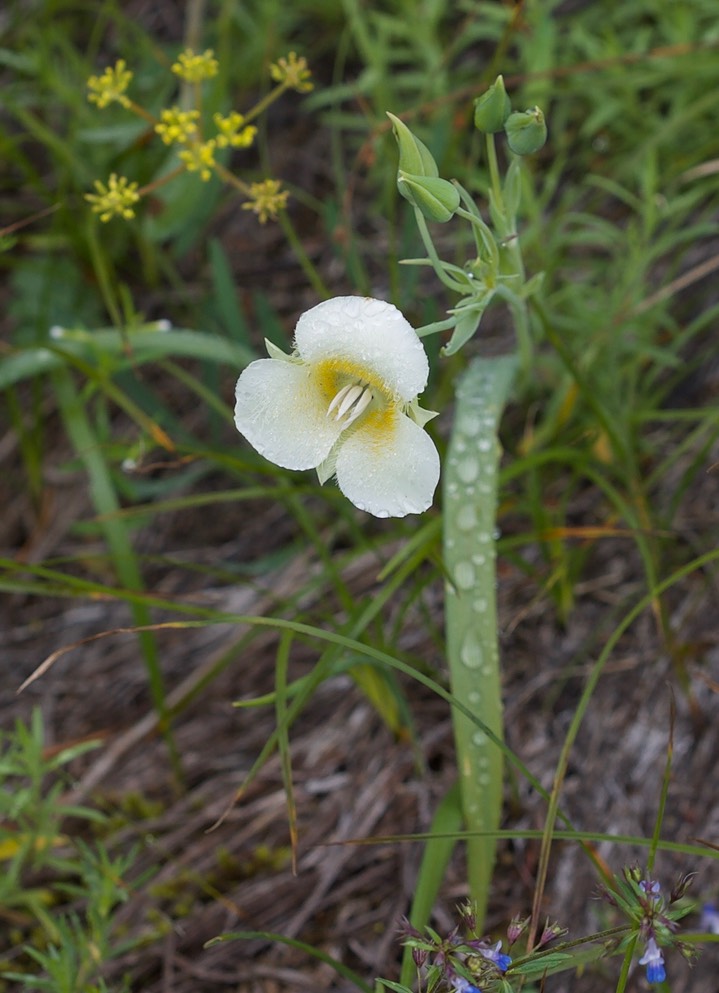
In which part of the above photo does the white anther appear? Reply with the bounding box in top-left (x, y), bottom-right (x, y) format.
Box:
top-left (327, 383), bottom-right (373, 426)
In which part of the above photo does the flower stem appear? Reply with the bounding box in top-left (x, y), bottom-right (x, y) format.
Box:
top-left (277, 209), bottom-right (331, 300)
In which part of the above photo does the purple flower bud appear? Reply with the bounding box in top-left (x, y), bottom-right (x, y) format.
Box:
top-left (412, 946), bottom-right (428, 968)
top-left (539, 920), bottom-right (568, 947)
top-left (640, 879), bottom-right (661, 898)
top-left (458, 902), bottom-right (477, 932)
top-left (669, 872), bottom-right (695, 903)
top-left (507, 915), bottom-right (529, 944)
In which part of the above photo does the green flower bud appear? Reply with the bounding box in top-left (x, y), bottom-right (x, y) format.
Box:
top-left (504, 107), bottom-right (547, 155)
top-left (473, 75), bottom-right (511, 133)
top-left (397, 171), bottom-right (459, 223)
top-left (386, 112), bottom-right (438, 177)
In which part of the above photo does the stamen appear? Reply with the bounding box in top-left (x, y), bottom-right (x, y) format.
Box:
top-left (327, 382), bottom-right (373, 426)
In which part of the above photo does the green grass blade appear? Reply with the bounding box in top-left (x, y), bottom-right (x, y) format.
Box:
top-left (443, 353), bottom-right (517, 929)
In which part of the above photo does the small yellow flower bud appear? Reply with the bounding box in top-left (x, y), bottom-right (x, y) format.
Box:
top-left (155, 107), bottom-right (200, 145)
top-left (269, 52), bottom-right (313, 93)
top-left (178, 140), bottom-right (217, 181)
top-left (241, 179), bottom-right (289, 223)
top-left (171, 48), bottom-right (219, 83)
top-left (85, 173), bottom-right (140, 222)
top-left (213, 112), bottom-right (258, 149)
top-left (87, 59), bottom-right (133, 109)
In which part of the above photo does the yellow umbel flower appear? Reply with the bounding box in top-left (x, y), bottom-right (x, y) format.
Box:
top-left (85, 174), bottom-right (140, 222)
top-left (242, 179), bottom-right (289, 224)
top-left (87, 59), bottom-right (133, 109)
top-left (155, 107), bottom-right (200, 145)
top-left (214, 111), bottom-right (258, 149)
top-left (172, 48), bottom-right (219, 83)
top-left (269, 52), bottom-right (313, 93)
top-left (178, 140), bottom-right (217, 181)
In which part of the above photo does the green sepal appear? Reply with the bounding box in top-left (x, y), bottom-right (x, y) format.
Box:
top-left (264, 338), bottom-right (294, 361)
top-left (316, 448), bottom-right (338, 485)
top-left (386, 112), bottom-right (439, 177)
top-left (406, 399), bottom-right (439, 427)
top-left (398, 172), bottom-right (460, 223)
top-left (441, 304), bottom-right (488, 356)
top-left (473, 75), bottom-right (511, 133)
top-left (504, 107), bottom-right (547, 155)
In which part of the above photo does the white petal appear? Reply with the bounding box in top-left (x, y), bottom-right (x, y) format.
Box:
top-left (294, 296), bottom-right (429, 401)
top-left (335, 410), bottom-right (440, 517)
top-left (234, 359), bottom-right (343, 469)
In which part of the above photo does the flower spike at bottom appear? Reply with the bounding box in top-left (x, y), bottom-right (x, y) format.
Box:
top-left (234, 296), bottom-right (440, 517)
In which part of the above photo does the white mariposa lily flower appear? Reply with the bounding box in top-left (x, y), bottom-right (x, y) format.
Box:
top-left (234, 296), bottom-right (440, 518)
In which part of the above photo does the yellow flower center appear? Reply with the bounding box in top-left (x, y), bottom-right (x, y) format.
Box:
top-left (314, 357), bottom-right (396, 432)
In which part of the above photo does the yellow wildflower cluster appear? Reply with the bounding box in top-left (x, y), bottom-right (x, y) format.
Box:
top-left (155, 107), bottom-right (200, 145)
top-left (172, 48), bottom-right (219, 83)
top-left (85, 47), bottom-right (312, 221)
top-left (214, 112), bottom-right (257, 149)
top-left (242, 179), bottom-right (290, 224)
top-left (178, 140), bottom-right (218, 181)
top-left (269, 52), bottom-right (313, 93)
top-left (85, 174), bottom-right (140, 221)
top-left (87, 59), bottom-right (133, 109)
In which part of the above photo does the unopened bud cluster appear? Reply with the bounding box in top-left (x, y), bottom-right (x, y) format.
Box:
top-left (474, 76), bottom-right (547, 155)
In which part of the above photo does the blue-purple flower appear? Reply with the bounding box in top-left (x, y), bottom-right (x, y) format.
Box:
top-left (700, 901), bottom-right (719, 935)
top-left (639, 936), bottom-right (666, 984)
top-left (476, 940), bottom-right (512, 972)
